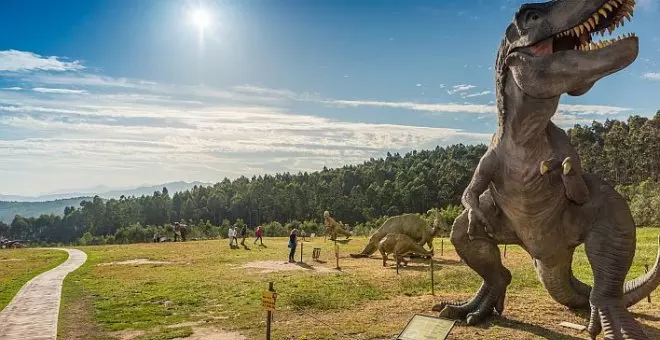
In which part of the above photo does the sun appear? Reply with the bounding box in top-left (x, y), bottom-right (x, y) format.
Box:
top-left (190, 8), bottom-right (211, 30)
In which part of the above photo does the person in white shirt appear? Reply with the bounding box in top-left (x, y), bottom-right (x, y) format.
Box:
top-left (228, 227), bottom-right (237, 248)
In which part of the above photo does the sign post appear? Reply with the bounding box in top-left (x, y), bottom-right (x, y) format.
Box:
top-left (262, 282), bottom-right (277, 340)
top-left (300, 241), bottom-right (303, 263)
top-left (334, 239), bottom-right (340, 270)
top-left (430, 247), bottom-right (435, 296)
top-left (645, 264), bottom-right (651, 303)
top-left (440, 239), bottom-right (444, 256)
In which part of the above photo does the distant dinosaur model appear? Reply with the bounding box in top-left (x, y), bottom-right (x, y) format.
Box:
top-left (350, 212), bottom-right (443, 258)
top-left (433, 1), bottom-right (660, 339)
top-left (323, 211), bottom-right (352, 240)
top-left (378, 233), bottom-right (433, 267)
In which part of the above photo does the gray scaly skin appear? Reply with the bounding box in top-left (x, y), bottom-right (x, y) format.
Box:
top-left (378, 233), bottom-right (433, 267)
top-left (433, 0), bottom-right (660, 339)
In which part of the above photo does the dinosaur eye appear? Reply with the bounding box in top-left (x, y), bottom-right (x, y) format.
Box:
top-left (531, 13), bottom-right (540, 21)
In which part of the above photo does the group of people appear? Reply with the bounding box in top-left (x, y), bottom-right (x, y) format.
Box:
top-left (228, 224), bottom-right (264, 248)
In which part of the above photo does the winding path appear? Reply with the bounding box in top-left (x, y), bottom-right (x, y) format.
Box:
top-left (0, 249), bottom-right (87, 340)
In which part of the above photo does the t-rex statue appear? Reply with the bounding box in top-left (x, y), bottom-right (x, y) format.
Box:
top-left (433, 1), bottom-right (660, 339)
top-left (378, 233), bottom-right (434, 267)
top-left (350, 212), bottom-right (443, 258)
top-left (323, 211), bottom-right (352, 240)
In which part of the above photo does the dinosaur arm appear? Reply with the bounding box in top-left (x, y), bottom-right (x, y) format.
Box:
top-left (462, 149), bottom-right (498, 235)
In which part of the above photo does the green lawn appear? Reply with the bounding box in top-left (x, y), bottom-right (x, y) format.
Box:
top-left (0, 248), bottom-right (69, 311)
top-left (58, 228), bottom-right (660, 340)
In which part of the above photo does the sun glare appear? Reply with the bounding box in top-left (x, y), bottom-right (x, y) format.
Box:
top-left (190, 8), bottom-right (211, 30)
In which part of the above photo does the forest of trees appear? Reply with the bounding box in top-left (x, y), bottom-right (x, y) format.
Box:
top-left (1, 113), bottom-right (659, 245)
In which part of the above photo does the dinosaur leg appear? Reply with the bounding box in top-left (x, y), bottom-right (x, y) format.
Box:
top-left (534, 248), bottom-right (591, 309)
top-left (433, 194), bottom-right (519, 325)
top-left (380, 248), bottom-right (388, 267)
top-left (584, 216), bottom-right (649, 339)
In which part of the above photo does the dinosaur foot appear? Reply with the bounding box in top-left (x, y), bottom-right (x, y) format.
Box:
top-left (432, 284), bottom-right (506, 325)
top-left (587, 300), bottom-right (649, 340)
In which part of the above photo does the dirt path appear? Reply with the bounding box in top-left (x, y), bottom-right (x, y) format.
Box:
top-left (0, 249), bottom-right (87, 340)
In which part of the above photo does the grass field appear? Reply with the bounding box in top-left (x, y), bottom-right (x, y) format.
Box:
top-left (55, 228), bottom-right (660, 340)
top-left (0, 248), bottom-right (68, 311)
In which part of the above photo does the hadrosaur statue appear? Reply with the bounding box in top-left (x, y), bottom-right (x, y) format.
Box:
top-left (434, 1), bottom-right (660, 339)
top-left (378, 233), bottom-right (434, 267)
top-left (323, 211), bottom-right (352, 240)
top-left (350, 211), bottom-right (443, 258)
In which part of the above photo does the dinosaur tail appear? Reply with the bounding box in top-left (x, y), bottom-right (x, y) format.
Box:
top-left (623, 235), bottom-right (660, 308)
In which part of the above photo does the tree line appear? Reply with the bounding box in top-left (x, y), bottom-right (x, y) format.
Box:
top-left (1, 113), bottom-right (659, 245)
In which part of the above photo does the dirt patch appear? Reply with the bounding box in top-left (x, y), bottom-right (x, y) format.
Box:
top-left (174, 326), bottom-right (247, 340)
top-left (240, 260), bottom-right (340, 274)
top-left (96, 259), bottom-right (176, 266)
top-left (111, 330), bottom-right (145, 340)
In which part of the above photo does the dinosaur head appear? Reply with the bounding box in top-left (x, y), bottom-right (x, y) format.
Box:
top-left (502, 0), bottom-right (638, 99)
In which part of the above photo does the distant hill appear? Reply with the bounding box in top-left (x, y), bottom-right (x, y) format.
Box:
top-left (0, 197), bottom-right (89, 223)
top-left (0, 181), bottom-right (210, 223)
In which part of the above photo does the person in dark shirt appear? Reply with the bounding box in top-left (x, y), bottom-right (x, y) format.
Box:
top-left (240, 224), bottom-right (248, 246)
top-left (288, 229), bottom-right (298, 263)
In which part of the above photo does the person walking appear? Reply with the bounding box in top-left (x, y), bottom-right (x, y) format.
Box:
top-left (228, 226), bottom-right (237, 248)
top-left (254, 225), bottom-right (263, 245)
top-left (240, 224), bottom-right (248, 246)
top-left (288, 229), bottom-right (298, 263)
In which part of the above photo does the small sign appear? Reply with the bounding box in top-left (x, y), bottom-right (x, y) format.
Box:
top-left (397, 314), bottom-right (455, 340)
top-left (261, 291), bottom-right (278, 311)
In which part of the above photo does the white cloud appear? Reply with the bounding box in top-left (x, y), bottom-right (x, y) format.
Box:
top-left (0, 50), bottom-right (84, 72)
top-left (32, 87), bottom-right (89, 94)
top-left (2, 87), bottom-right (22, 91)
top-left (643, 72), bottom-right (660, 80)
top-left (557, 104), bottom-right (631, 115)
top-left (323, 99), bottom-right (631, 116)
top-left (447, 84), bottom-right (477, 95)
top-left (0, 78), bottom-right (490, 195)
top-left (323, 99), bottom-right (496, 114)
top-left (462, 91), bottom-right (492, 98)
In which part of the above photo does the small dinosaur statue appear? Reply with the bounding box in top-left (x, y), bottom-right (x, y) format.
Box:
top-left (350, 211), bottom-right (443, 258)
top-left (434, 1), bottom-right (660, 339)
top-left (378, 233), bottom-right (433, 267)
top-left (323, 211), bottom-right (352, 240)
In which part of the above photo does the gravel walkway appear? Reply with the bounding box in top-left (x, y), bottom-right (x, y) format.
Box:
top-left (0, 249), bottom-right (87, 340)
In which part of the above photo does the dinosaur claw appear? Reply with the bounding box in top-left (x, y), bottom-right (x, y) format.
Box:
top-left (562, 157), bottom-right (573, 175)
top-left (540, 160), bottom-right (550, 175)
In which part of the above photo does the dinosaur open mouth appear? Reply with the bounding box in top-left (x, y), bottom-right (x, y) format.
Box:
top-left (529, 0), bottom-right (636, 57)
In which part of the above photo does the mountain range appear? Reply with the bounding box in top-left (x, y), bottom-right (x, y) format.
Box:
top-left (0, 181), bottom-right (210, 223)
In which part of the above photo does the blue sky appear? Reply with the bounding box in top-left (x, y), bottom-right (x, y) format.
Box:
top-left (0, 0), bottom-right (659, 196)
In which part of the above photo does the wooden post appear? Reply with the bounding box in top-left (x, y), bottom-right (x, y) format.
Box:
top-left (645, 264), bottom-right (651, 303)
top-left (503, 244), bottom-right (507, 258)
top-left (266, 282), bottom-right (274, 340)
top-left (300, 241), bottom-right (303, 263)
top-left (430, 254), bottom-right (435, 295)
top-left (441, 239), bottom-right (444, 256)
top-left (396, 255), bottom-right (400, 275)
